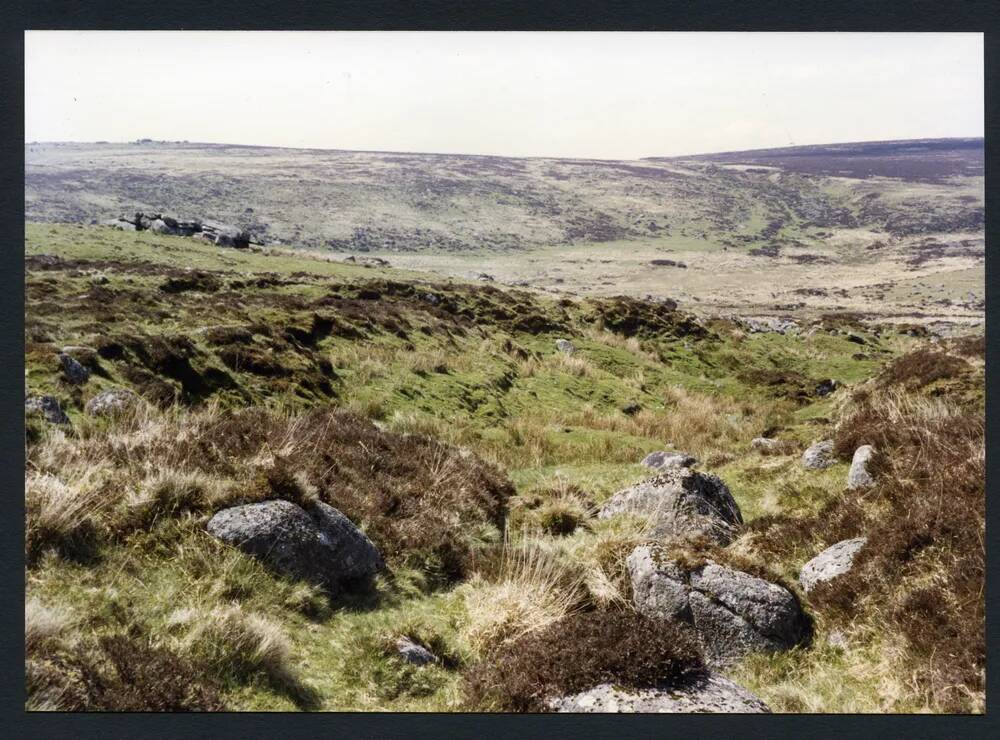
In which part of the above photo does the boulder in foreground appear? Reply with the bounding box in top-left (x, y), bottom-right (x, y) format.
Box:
top-left (598, 468), bottom-right (742, 545)
top-left (628, 544), bottom-right (810, 664)
top-left (847, 445), bottom-right (876, 489)
top-left (206, 499), bottom-right (384, 594)
top-left (802, 439), bottom-right (835, 470)
top-left (85, 388), bottom-right (140, 417)
top-left (548, 673), bottom-right (770, 713)
top-left (799, 537), bottom-right (867, 593)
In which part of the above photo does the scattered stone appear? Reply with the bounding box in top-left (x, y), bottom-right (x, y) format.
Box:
top-left (395, 636), bottom-right (437, 666)
top-left (477, 273), bottom-right (495, 282)
top-left (598, 468), bottom-right (742, 545)
top-left (802, 440), bottom-right (835, 470)
top-left (555, 339), bottom-right (575, 354)
top-left (628, 544), bottom-right (810, 664)
top-left (750, 437), bottom-right (780, 451)
top-left (847, 445), bottom-right (876, 490)
top-left (85, 387), bottom-right (140, 417)
top-left (799, 537), bottom-right (867, 593)
top-left (826, 630), bottom-right (848, 650)
top-left (25, 395), bottom-right (70, 424)
top-left (548, 673), bottom-right (770, 713)
top-left (737, 317), bottom-right (799, 335)
top-left (57, 353), bottom-right (90, 385)
top-left (815, 379), bottom-right (839, 397)
top-left (206, 499), bottom-right (384, 594)
top-left (641, 451), bottom-right (698, 470)
top-left (149, 218), bottom-right (176, 235)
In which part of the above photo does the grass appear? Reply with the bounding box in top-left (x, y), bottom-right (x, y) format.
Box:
top-left (24, 223), bottom-right (983, 712)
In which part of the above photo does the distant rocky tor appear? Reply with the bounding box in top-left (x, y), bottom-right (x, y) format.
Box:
top-left (104, 211), bottom-right (257, 248)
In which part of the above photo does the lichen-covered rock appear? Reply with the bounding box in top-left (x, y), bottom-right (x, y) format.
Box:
top-left (85, 388), bottom-right (140, 417)
top-left (25, 395), bottom-right (70, 424)
top-left (802, 439), bottom-right (835, 470)
top-left (847, 445), bottom-right (876, 489)
top-left (799, 537), bottom-right (867, 593)
top-left (206, 499), bottom-right (384, 594)
top-left (548, 673), bottom-right (770, 713)
top-left (628, 544), bottom-right (810, 664)
top-left (395, 636), bottom-right (437, 666)
top-left (598, 468), bottom-right (742, 545)
top-left (641, 451), bottom-right (698, 470)
top-left (57, 353), bottom-right (90, 385)
top-left (750, 437), bottom-right (780, 451)
top-left (555, 338), bottom-right (575, 354)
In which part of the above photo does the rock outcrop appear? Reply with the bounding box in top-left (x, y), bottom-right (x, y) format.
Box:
top-left (548, 673), bottom-right (770, 713)
top-left (85, 388), bottom-right (140, 417)
top-left (641, 451), bottom-right (698, 470)
top-left (598, 468), bottom-right (742, 545)
top-left (106, 211), bottom-right (255, 248)
top-left (206, 499), bottom-right (384, 594)
top-left (799, 537), bottom-right (867, 593)
top-left (802, 440), bottom-right (835, 470)
top-left (847, 445), bottom-right (876, 489)
top-left (395, 637), bottom-right (438, 666)
top-left (25, 394), bottom-right (70, 424)
top-left (628, 544), bottom-right (810, 664)
top-left (736, 317), bottom-right (799, 335)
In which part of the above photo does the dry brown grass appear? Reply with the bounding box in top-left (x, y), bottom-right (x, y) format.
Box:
top-left (463, 610), bottom-right (705, 711)
top-left (26, 403), bottom-right (514, 582)
top-left (745, 352), bottom-right (984, 712)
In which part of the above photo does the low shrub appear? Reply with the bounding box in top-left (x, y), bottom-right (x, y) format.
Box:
top-left (463, 610), bottom-right (705, 711)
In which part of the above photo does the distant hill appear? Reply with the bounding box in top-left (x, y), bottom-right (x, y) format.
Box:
top-left (25, 138), bottom-right (983, 253)
top-left (649, 138), bottom-right (983, 182)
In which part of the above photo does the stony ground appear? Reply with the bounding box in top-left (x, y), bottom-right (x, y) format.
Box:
top-left (25, 223), bottom-right (984, 713)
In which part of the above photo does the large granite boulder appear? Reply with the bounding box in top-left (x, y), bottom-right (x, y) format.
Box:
top-left (85, 387), bottom-right (140, 417)
top-left (641, 451), bottom-right (698, 470)
top-left (799, 537), bottom-right (867, 594)
top-left (802, 440), bottom-right (835, 470)
top-left (548, 673), bottom-right (770, 713)
top-left (206, 499), bottom-right (384, 594)
top-left (847, 445), bottom-right (876, 490)
top-left (25, 395), bottom-right (70, 424)
top-left (57, 353), bottom-right (90, 385)
top-left (628, 544), bottom-right (810, 664)
top-left (598, 468), bottom-right (742, 545)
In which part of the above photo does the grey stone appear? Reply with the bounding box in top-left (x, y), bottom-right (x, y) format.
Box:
top-left (750, 437), bottom-right (779, 451)
top-left (802, 440), bottom-right (835, 470)
top-left (149, 218), bottom-right (178, 236)
top-left (58, 353), bottom-right (90, 385)
top-left (628, 544), bottom-right (809, 664)
top-left (847, 445), bottom-right (876, 490)
top-left (85, 388), bottom-right (140, 417)
top-left (738, 317), bottom-right (799, 335)
top-left (815, 379), bottom-right (839, 397)
top-left (548, 673), bottom-right (770, 713)
top-left (599, 468), bottom-right (742, 545)
top-left (555, 338), bottom-right (575, 354)
top-left (395, 636), bottom-right (437, 666)
top-left (206, 499), bottom-right (384, 594)
top-left (641, 451), bottom-right (698, 470)
top-left (25, 395), bottom-right (70, 424)
top-left (799, 537), bottom-right (867, 593)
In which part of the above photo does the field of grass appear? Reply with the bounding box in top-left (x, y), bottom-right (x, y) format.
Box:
top-left (25, 223), bottom-right (983, 712)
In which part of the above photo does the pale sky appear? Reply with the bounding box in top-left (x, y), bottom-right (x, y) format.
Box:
top-left (25, 31), bottom-right (983, 160)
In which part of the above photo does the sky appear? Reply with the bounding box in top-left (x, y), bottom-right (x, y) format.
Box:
top-left (25, 31), bottom-right (984, 160)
